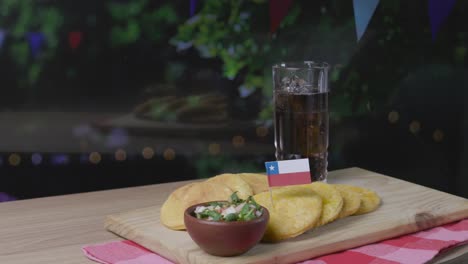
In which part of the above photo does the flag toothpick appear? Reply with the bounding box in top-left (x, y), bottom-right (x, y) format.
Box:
top-left (265, 158), bottom-right (312, 207)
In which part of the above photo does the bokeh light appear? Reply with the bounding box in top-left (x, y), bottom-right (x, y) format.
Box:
top-left (409, 121), bottom-right (421, 134)
top-left (433, 129), bottom-right (444, 142)
top-left (388, 111), bottom-right (399, 124)
top-left (51, 154), bottom-right (69, 165)
top-left (89, 152), bottom-right (102, 164)
top-left (115, 149), bottom-right (127, 161)
top-left (163, 148), bottom-right (176, 160)
top-left (232, 135), bottom-right (245, 148)
top-left (31, 153), bottom-right (43, 166)
top-left (256, 126), bottom-right (269, 137)
top-left (208, 143), bottom-right (221, 155)
top-left (142, 147), bottom-right (155, 159)
top-left (8, 153), bottom-right (21, 166)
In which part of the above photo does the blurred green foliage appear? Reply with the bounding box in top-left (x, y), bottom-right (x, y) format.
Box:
top-left (173, 0), bottom-right (266, 79)
top-left (0, 0), bottom-right (366, 121)
top-left (0, 1), bottom-right (179, 86)
top-left (0, 0), bottom-right (465, 183)
top-left (108, 0), bottom-right (179, 46)
top-left (172, 0), bottom-right (302, 123)
top-left (0, 0), bottom-right (63, 86)
top-left (2, 0), bottom-right (465, 125)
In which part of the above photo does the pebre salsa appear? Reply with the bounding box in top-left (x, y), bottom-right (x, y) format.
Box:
top-left (194, 192), bottom-right (264, 222)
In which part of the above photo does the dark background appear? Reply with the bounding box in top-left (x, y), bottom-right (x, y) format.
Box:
top-left (0, 0), bottom-right (466, 201)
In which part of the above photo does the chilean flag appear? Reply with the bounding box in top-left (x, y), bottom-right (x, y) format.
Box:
top-left (265, 159), bottom-right (312, 187)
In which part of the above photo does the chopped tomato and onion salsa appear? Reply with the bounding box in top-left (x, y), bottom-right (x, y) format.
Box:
top-left (193, 192), bottom-right (264, 222)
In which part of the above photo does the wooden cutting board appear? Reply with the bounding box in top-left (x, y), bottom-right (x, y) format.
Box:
top-left (105, 168), bottom-right (468, 264)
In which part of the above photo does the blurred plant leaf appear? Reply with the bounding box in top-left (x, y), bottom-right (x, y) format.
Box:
top-left (110, 20), bottom-right (140, 47)
top-left (39, 7), bottom-right (64, 49)
top-left (108, 0), bottom-right (148, 20)
top-left (454, 46), bottom-right (466, 63)
top-left (0, 0), bottom-right (19, 17)
top-left (10, 42), bottom-right (29, 67)
top-left (28, 63), bottom-right (41, 84)
top-left (280, 4), bottom-right (301, 28)
top-left (1, 0), bottom-right (63, 89)
top-left (141, 4), bottom-right (179, 43)
top-left (11, 2), bottom-right (32, 38)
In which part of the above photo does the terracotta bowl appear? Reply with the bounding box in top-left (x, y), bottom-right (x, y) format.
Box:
top-left (184, 201), bottom-right (269, 257)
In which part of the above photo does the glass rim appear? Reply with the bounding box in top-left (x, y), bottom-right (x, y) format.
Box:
top-left (272, 61), bottom-right (329, 70)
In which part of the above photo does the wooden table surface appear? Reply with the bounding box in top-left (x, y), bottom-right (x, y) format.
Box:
top-left (0, 168), bottom-right (466, 264)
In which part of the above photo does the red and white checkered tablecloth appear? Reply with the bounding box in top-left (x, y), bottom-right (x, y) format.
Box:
top-left (83, 218), bottom-right (468, 264)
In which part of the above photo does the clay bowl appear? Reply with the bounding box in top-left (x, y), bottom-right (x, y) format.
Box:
top-left (184, 201), bottom-right (269, 257)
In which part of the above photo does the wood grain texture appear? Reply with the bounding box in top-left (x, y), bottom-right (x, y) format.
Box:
top-left (0, 180), bottom-right (195, 264)
top-left (0, 168), bottom-right (466, 264)
top-left (105, 168), bottom-right (468, 264)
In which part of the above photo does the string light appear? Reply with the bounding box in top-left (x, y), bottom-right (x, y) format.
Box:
top-left (208, 143), bottom-right (221, 155)
top-left (89, 152), bottom-right (101, 164)
top-left (409, 121), bottom-right (421, 134)
top-left (31, 153), bottom-right (43, 166)
top-left (142, 147), bottom-right (155, 159)
top-left (163, 148), bottom-right (176, 160)
top-left (8, 153), bottom-right (21, 166)
top-left (232, 135), bottom-right (245, 148)
top-left (51, 154), bottom-right (69, 165)
top-left (388, 111), bottom-right (399, 124)
top-left (256, 126), bottom-right (269, 137)
top-left (433, 129), bottom-right (444, 142)
top-left (115, 149), bottom-right (127, 161)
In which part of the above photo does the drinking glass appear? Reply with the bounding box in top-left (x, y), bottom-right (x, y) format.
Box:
top-left (272, 61), bottom-right (330, 182)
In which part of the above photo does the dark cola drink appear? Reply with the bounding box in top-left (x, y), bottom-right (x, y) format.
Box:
top-left (274, 92), bottom-right (329, 181)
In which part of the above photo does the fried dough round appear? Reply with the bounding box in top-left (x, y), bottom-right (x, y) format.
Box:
top-left (238, 173), bottom-right (269, 194)
top-left (306, 182), bottom-right (344, 226)
top-left (334, 184), bottom-right (381, 215)
top-left (207, 173), bottom-right (253, 199)
top-left (333, 184), bottom-right (361, 218)
top-left (253, 186), bottom-right (322, 242)
top-left (160, 181), bottom-right (233, 230)
top-left (160, 183), bottom-right (195, 230)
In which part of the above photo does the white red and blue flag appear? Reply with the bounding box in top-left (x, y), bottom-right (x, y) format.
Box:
top-left (265, 159), bottom-right (312, 187)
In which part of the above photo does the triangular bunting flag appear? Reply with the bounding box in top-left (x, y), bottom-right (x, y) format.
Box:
top-left (68, 31), bottom-right (83, 50)
top-left (27, 32), bottom-right (45, 58)
top-left (0, 30), bottom-right (5, 49)
top-left (269, 0), bottom-right (294, 34)
top-left (353, 0), bottom-right (380, 41)
top-left (428, 0), bottom-right (457, 41)
top-left (190, 0), bottom-right (196, 17)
